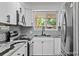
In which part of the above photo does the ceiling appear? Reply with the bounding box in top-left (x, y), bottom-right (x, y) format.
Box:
top-left (23, 2), bottom-right (66, 11)
top-left (24, 2), bottom-right (65, 4)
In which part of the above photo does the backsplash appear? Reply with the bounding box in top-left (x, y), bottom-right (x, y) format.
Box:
top-left (10, 26), bottom-right (33, 36)
top-left (9, 26), bottom-right (61, 36)
top-left (0, 25), bottom-right (61, 42)
top-left (9, 26), bottom-right (21, 34)
top-left (33, 30), bottom-right (61, 36)
top-left (20, 26), bottom-right (33, 36)
top-left (0, 33), bottom-right (6, 41)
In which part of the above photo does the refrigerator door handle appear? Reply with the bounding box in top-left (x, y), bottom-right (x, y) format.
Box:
top-left (64, 12), bottom-right (67, 46)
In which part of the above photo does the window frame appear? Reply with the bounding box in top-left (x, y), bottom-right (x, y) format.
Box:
top-left (32, 10), bottom-right (59, 31)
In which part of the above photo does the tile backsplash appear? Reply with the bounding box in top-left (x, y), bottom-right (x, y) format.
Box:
top-left (9, 26), bottom-right (21, 34)
top-left (0, 33), bottom-right (6, 41)
top-left (33, 30), bottom-right (61, 36)
top-left (9, 26), bottom-right (33, 36)
top-left (0, 25), bottom-right (61, 42)
top-left (20, 26), bottom-right (33, 36)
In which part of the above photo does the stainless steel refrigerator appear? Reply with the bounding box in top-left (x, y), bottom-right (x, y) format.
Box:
top-left (61, 2), bottom-right (73, 56)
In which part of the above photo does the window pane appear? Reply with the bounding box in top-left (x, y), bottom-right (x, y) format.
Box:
top-left (33, 11), bottom-right (57, 29)
top-left (35, 17), bottom-right (45, 28)
top-left (46, 18), bottom-right (56, 29)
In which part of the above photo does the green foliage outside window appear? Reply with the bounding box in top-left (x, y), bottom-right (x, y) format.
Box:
top-left (47, 18), bottom-right (56, 25)
top-left (36, 17), bottom-right (56, 29)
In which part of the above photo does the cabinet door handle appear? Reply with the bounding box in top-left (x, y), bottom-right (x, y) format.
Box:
top-left (32, 42), bottom-right (34, 44)
top-left (25, 46), bottom-right (27, 47)
top-left (41, 41), bottom-right (44, 43)
top-left (17, 53), bottom-right (20, 55)
top-left (22, 54), bottom-right (24, 56)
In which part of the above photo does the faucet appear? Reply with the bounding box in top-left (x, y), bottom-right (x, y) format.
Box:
top-left (41, 26), bottom-right (46, 36)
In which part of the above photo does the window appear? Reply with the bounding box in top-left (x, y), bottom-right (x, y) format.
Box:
top-left (33, 11), bottom-right (58, 30)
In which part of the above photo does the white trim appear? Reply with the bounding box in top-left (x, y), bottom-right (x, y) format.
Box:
top-left (75, 2), bottom-right (79, 56)
top-left (73, 2), bottom-right (78, 56)
top-left (32, 11), bottom-right (59, 31)
top-left (32, 10), bottom-right (65, 12)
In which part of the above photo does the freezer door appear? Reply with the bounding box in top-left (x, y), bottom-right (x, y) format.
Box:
top-left (61, 2), bottom-right (73, 55)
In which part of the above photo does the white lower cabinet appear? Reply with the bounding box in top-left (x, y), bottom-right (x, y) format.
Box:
top-left (32, 40), bottom-right (42, 56)
top-left (54, 38), bottom-right (61, 55)
top-left (31, 37), bottom-right (55, 56)
top-left (43, 39), bottom-right (54, 56)
top-left (30, 37), bottom-right (61, 56)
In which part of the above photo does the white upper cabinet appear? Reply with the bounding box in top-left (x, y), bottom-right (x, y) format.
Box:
top-left (0, 2), bottom-right (18, 25)
top-left (17, 3), bottom-right (26, 26)
top-left (0, 3), bottom-right (7, 23)
top-left (8, 3), bottom-right (19, 25)
top-left (0, 2), bottom-right (26, 26)
top-left (25, 9), bottom-right (33, 26)
top-left (0, 2), bottom-right (33, 27)
top-left (0, 3), bottom-right (10, 24)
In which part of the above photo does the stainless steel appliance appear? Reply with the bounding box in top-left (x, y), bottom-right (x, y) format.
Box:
top-left (61, 2), bottom-right (73, 56)
top-left (0, 26), bottom-right (10, 43)
top-left (5, 31), bottom-right (10, 42)
top-left (10, 30), bottom-right (19, 41)
top-left (0, 26), bottom-right (11, 53)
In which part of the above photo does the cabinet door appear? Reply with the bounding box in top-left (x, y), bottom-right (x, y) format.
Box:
top-left (25, 9), bottom-right (33, 26)
top-left (24, 43), bottom-right (27, 56)
top-left (0, 2), bottom-right (20, 25)
top-left (54, 38), bottom-right (61, 55)
top-left (43, 38), bottom-right (54, 56)
top-left (0, 3), bottom-right (10, 23)
top-left (8, 2), bottom-right (18, 25)
top-left (29, 41), bottom-right (33, 56)
top-left (0, 2), bottom-right (26, 25)
top-left (18, 3), bottom-right (26, 26)
top-left (32, 40), bottom-right (42, 56)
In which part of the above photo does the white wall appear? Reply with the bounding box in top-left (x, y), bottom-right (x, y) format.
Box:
top-left (23, 2), bottom-right (65, 35)
top-left (29, 2), bottom-right (65, 11)
top-left (17, 2), bottom-right (65, 36)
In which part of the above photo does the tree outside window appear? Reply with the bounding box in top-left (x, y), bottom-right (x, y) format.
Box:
top-left (34, 11), bottom-right (57, 30)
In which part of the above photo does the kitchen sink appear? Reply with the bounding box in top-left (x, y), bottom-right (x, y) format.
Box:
top-left (34, 34), bottom-right (51, 37)
top-left (34, 34), bottom-right (61, 38)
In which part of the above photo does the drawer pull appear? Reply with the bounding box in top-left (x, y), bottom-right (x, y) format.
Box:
top-left (17, 53), bottom-right (20, 55)
top-left (41, 41), bottom-right (44, 43)
top-left (32, 42), bottom-right (34, 43)
top-left (25, 46), bottom-right (27, 47)
top-left (22, 54), bottom-right (24, 56)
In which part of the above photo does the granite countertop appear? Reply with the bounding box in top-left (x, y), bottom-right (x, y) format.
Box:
top-left (0, 40), bottom-right (28, 56)
top-left (20, 34), bottom-right (33, 41)
top-left (33, 35), bottom-right (61, 38)
top-left (3, 42), bottom-right (25, 56)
